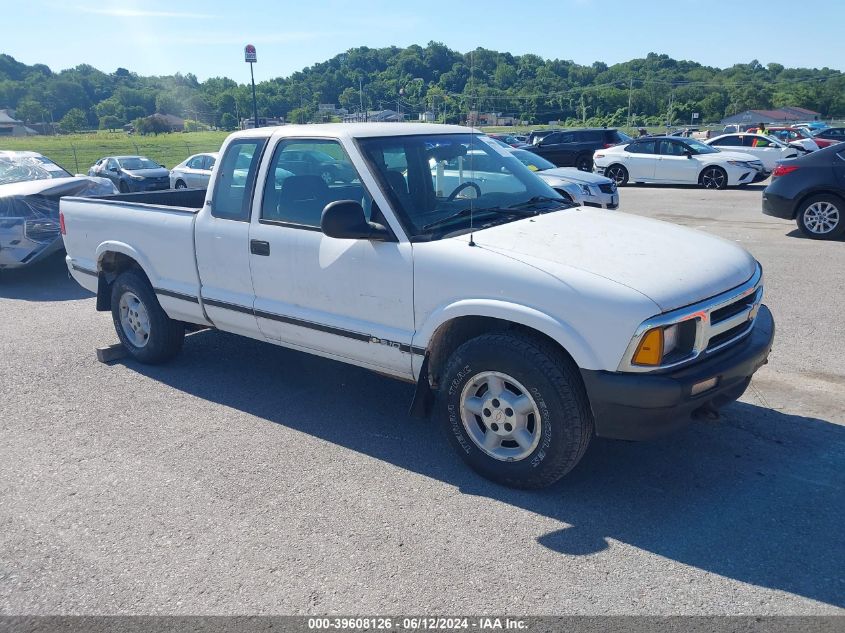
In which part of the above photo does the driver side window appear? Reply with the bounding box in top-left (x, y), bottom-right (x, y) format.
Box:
top-left (260, 139), bottom-right (370, 229)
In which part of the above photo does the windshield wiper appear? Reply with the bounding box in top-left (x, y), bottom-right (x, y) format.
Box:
top-left (508, 195), bottom-right (572, 210)
top-left (420, 206), bottom-right (536, 232)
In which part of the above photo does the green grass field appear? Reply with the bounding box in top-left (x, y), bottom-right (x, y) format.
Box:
top-left (0, 131), bottom-right (229, 174)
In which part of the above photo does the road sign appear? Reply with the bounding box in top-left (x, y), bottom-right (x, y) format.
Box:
top-left (244, 44), bottom-right (257, 63)
top-left (692, 112), bottom-right (699, 119)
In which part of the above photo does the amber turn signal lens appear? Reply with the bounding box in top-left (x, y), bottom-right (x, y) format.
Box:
top-left (633, 327), bottom-right (663, 366)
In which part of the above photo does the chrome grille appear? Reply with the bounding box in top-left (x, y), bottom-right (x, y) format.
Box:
top-left (619, 266), bottom-right (764, 373)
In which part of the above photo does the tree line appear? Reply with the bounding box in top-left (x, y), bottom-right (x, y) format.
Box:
top-left (1, 43), bottom-right (843, 133)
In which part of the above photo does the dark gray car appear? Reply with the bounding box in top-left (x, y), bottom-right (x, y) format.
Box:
top-left (88, 155), bottom-right (170, 193)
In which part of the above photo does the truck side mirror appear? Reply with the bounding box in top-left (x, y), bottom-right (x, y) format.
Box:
top-left (321, 200), bottom-right (390, 241)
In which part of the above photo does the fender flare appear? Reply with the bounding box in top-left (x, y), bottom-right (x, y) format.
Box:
top-left (413, 298), bottom-right (601, 370)
top-left (95, 240), bottom-right (159, 286)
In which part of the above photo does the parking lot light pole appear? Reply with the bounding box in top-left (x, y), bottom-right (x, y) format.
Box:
top-left (245, 44), bottom-right (258, 129)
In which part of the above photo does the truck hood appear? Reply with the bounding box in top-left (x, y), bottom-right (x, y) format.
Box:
top-left (454, 208), bottom-right (757, 312)
top-left (539, 167), bottom-right (612, 185)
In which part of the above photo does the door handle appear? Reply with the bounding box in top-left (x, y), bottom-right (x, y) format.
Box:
top-left (250, 239), bottom-right (270, 256)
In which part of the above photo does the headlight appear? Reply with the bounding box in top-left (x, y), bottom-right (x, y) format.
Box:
top-left (578, 184), bottom-right (592, 196)
top-left (631, 322), bottom-right (688, 366)
top-left (128, 173), bottom-right (145, 180)
top-left (727, 160), bottom-right (751, 167)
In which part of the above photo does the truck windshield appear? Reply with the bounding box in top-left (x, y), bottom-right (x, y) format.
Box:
top-left (358, 133), bottom-right (570, 241)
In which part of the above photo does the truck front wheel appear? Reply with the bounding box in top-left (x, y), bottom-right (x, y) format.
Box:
top-left (437, 332), bottom-right (593, 489)
top-left (110, 270), bottom-right (184, 364)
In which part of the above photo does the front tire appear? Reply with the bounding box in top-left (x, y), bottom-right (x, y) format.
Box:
top-left (438, 331), bottom-right (593, 489)
top-left (797, 194), bottom-right (845, 239)
top-left (174, 179), bottom-right (187, 189)
top-left (111, 270), bottom-right (184, 364)
top-left (605, 164), bottom-right (629, 186)
top-left (700, 166), bottom-right (728, 190)
top-left (575, 154), bottom-right (593, 172)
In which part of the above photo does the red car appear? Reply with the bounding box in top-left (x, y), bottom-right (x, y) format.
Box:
top-left (748, 126), bottom-right (838, 149)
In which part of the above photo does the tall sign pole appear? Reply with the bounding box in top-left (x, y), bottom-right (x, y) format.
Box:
top-left (244, 44), bottom-right (258, 129)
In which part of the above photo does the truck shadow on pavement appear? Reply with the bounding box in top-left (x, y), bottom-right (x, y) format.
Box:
top-left (0, 253), bottom-right (92, 301)
top-left (129, 330), bottom-right (845, 609)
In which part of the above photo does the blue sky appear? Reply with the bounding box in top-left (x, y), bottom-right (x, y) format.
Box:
top-left (3, 0), bottom-right (843, 81)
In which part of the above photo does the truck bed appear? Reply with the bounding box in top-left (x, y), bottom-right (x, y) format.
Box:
top-left (61, 189), bottom-right (209, 326)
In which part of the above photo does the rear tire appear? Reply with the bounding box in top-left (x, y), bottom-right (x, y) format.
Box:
top-left (605, 164), bottom-right (629, 186)
top-left (437, 331), bottom-right (593, 489)
top-left (110, 270), bottom-right (184, 364)
top-left (796, 194), bottom-right (845, 239)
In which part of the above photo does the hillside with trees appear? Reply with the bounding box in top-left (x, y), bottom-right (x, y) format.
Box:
top-left (1, 43), bottom-right (843, 132)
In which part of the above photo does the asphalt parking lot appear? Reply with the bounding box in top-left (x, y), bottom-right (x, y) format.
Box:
top-left (1, 183), bottom-right (843, 615)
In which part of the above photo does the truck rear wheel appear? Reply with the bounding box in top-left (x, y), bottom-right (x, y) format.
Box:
top-left (437, 332), bottom-right (593, 489)
top-left (110, 270), bottom-right (184, 364)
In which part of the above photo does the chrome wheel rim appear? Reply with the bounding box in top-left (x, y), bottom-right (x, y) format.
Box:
top-left (804, 201), bottom-right (840, 234)
top-left (176, 181), bottom-right (186, 189)
top-left (460, 371), bottom-right (542, 462)
top-left (320, 170), bottom-right (333, 185)
top-left (119, 291), bottom-right (151, 348)
top-left (607, 166), bottom-right (626, 185)
top-left (702, 168), bottom-right (725, 189)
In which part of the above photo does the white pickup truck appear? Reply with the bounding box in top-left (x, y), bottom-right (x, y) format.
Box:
top-left (61, 123), bottom-right (774, 488)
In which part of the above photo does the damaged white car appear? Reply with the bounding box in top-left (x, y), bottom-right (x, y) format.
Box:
top-left (0, 151), bottom-right (116, 270)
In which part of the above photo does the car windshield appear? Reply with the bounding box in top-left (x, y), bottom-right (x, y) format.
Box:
top-left (118, 157), bottom-right (160, 170)
top-left (0, 154), bottom-right (71, 185)
top-left (358, 133), bottom-right (570, 241)
top-left (509, 149), bottom-right (556, 171)
top-left (686, 139), bottom-right (718, 154)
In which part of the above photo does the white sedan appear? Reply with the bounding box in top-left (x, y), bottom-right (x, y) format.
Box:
top-left (704, 134), bottom-right (801, 172)
top-left (593, 137), bottom-right (764, 189)
top-left (170, 152), bottom-right (218, 189)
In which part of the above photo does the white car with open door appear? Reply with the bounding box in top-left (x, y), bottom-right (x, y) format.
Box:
top-left (169, 152), bottom-right (219, 189)
top-left (704, 134), bottom-right (801, 174)
top-left (594, 136), bottom-right (765, 189)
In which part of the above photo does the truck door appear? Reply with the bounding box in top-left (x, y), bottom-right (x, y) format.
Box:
top-left (194, 137), bottom-right (267, 337)
top-left (248, 137), bottom-right (415, 377)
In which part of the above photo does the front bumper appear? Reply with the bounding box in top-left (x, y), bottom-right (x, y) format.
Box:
top-left (762, 191), bottom-right (795, 219)
top-left (580, 305), bottom-right (774, 440)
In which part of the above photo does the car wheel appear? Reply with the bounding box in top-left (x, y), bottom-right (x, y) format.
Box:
top-left (605, 164), bottom-right (629, 186)
top-left (118, 180), bottom-right (130, 194)
top-left (437, 331), bottom-right (593, 489)
top-left (320, 169), bottom-right (334, 185)
top-left (700, 166), bottom-right (728, 190)
top-left (796, 194), bottom-right (845, 240)
top-left (554, 189), bottom-right (574, 204)
top-left (175, 180), bottom-right (187, 189)
top-left (111, 270), bottom-right (185, 364)
top-left (575, 154), bottom-right (593, 172)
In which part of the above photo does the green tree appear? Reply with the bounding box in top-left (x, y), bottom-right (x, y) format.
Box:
top-left (59, 108), bottom-right (87, 132)
top-left (220, 112), bottom-right (237, 130)
top-left (14, 98), bottom-right (45, 123)
top-left (99, 115), bottom-right (123, 131)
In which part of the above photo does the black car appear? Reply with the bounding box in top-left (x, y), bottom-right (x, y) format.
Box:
top-left (762, 144), bottom-right (845, 239)
top-left (527, 128), bottom-right (632, 171)
top-left (88, 155), bottom-right (170, 193)
top-left (812, 127), bottom-right (845, 144)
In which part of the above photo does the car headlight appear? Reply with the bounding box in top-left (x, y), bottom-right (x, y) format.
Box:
top-left (631, 321), bottom-right (693, 366)
top-left (726, 160), bottom-right (757, 168)
top-left (128, 173), bottom-right (145, 180)
top-left (578, 184), bottom-right (592, 196)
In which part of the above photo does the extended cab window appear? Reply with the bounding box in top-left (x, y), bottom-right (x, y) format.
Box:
top-left (212, 139), bottom-right (266, 221)
top-left (712, 136), bottom-right (741, 147)
top-left (261, 139), bottom-right (369, 228)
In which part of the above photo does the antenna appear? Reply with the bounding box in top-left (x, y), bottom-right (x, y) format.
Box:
top-left (468, 48), bottom-right (476, 247)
